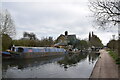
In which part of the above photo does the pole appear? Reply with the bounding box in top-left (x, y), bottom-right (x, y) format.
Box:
top-left (118, 1), bottom-right (120, 77)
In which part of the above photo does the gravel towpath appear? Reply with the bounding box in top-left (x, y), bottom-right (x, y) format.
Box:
top-left (90, 49), bottom-right (118, 78)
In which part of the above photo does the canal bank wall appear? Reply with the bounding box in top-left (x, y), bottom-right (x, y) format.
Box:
top-left (90, 49), bottom-right (118, 78)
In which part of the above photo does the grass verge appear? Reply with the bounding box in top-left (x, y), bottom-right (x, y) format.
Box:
top-left (107, 49), bottom-right (120, 64)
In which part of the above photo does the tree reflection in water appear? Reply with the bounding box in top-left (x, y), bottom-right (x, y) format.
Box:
top-left (58, 51), bottom-right (99, 71)
top-left (2, 55), bottom-right (64, 70)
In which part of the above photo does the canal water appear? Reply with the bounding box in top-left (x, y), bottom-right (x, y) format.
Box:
top-left (2, 51), bottom-right (99, 78)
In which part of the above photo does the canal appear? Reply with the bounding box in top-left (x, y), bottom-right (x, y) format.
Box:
top-left (2, 51), bottom-right (99, 78)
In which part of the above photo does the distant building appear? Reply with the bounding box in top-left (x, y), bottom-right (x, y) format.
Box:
top-left (54, 31), bottom-right (77, 48)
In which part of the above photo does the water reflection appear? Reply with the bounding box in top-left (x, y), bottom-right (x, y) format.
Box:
top-left (2, 55), bottom-right (64, 70)
top-left (2, 51), bottom-right (99, 78)
top-left (88, 51), bottom-right (99, 64)
top-left (58, 52), bottom-right (99, 71)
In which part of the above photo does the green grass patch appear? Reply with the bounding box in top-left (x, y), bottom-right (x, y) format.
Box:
top-left (108, 50), bottom-right (120, 64)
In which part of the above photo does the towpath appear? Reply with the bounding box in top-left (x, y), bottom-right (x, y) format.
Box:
top-left (90, 49), bottom-right (118, 78)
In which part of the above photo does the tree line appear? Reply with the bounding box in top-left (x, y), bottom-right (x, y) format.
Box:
top-left (13, 32), bottom-right (54, 47)
top-left (107, 39), bottom-right (119, 51)
top-left (3, 30), bottom-right (103, 51)
top-left (2, 31), bottom-right (90, 51)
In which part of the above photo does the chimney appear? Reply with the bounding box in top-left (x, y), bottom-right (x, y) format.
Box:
top-left (65, 31), bottom-right (68, 36)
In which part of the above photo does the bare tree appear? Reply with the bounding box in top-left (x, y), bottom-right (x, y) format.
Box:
top-left (23, 32), bottom-right (28, 38)
top-left (0, 9), bottom-right (16, 37)
top-left (89, 0), bottom-right (120, 29)
top-left (29, 32), bottom-right (36, 40)
top-left (23, 32), bottom-right (37, 40)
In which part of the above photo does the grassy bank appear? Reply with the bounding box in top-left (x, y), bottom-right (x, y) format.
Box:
top-left (107, 49), bottom-right (120, 64)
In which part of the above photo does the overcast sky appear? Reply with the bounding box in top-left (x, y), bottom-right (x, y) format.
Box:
top-left (2, 0), bottom-right (118, 45)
